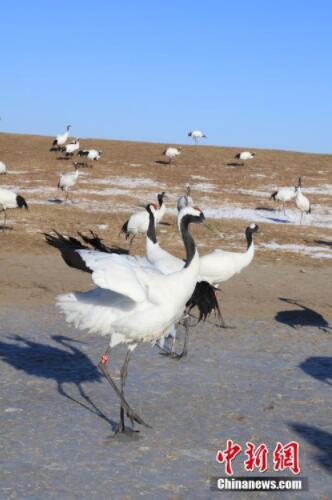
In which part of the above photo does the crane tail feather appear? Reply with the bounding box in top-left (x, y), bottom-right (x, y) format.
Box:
top-left (186, 281), bottom-right (221, 323)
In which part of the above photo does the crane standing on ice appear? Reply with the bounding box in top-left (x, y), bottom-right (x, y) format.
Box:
top-left (271, 179), bottom-right (299, 215)
top-left (55, 205), bottom-right (206, 432)
top-left (294, 177), bottom-right (311, 224)
top-left (58, 163), bottom-right (80, 202)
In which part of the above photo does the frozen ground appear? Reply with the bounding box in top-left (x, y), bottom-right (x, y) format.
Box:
top-left (0, 305), bottom-right (331, 499)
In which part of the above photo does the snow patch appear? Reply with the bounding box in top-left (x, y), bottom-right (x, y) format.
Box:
top-left (260, 242), bottom-right (332, 259)
top-left (205, 203), bottom-right (332, 229)
top-left (194, 182), bottom-right (218, 192)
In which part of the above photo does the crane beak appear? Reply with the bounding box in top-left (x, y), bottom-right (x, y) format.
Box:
top-left (204, 222), bottom-right (224, 238)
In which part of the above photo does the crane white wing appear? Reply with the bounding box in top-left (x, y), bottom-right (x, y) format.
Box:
top-left (77, 250), bottom-right (163, 303)
top-left (0, 188), bottom-right (17, 208)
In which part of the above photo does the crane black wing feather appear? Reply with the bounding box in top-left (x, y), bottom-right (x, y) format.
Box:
top-left (78, 230), bottom-right (129, 254)
top-left (44, 231), bottom-right (92, 273)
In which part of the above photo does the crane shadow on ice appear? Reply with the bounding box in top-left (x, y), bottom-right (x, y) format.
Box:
top-left (0, 334), bottom-right (117, 431)
top-left (275, 297), bottom-right (331, 332)
top-left (47, 198), bottom-right (64, 204)
top-left (314, 239), bottom-right (332, 248)
top-left (289, 423), bottom-right (332, 473)
top-left (299, 356), bottom-right (332, 385)
top-left (255, 207), bottom-right (291, 224)
top-left (225, 162), bottom-right (243, 167)
top-left (155, 160), bottom-right (171, 165)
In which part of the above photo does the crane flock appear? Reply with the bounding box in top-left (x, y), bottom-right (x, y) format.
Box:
top-left (0, 124), bottom-right (317, 433)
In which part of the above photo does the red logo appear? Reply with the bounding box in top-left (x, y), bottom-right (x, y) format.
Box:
top-left (216, 440), bottom-right (242, 476)
top-left (216, 441), bottom-right (300, 475)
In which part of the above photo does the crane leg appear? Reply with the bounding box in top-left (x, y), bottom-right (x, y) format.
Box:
top-left (98, 347), bottom-right (151, 431)
top-left (174, 315), bottom-right (189, 359)
top-left (2, 210), bottom-right (7, 231)
top-left (118, 349), bottom-right (133, 433)
top-left (128, 234), bottom-right (136, 250)
top-left (162, 315), bottom-right (189, 360)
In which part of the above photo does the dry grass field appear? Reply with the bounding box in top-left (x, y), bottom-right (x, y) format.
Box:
top-left (0, 132), bottom-right (331, 320)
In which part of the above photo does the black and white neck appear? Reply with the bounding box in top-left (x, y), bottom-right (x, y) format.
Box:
top-left (179, 209), bottom-right (205, 267)
top-left (146, 204), bottom-right (157, 244)
top-left (245, 223), bottom-right (259, 250)
top-left (157, 192), bottom-right (166, 208)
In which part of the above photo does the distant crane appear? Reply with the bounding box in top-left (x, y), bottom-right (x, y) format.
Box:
top-left (177, 185), bottom-right (193, 212)
top-left (78, 149), bottom-right (103, 161)
top-left (188, 130), bottom-right (207, 144)
top-left (0, 188), bottom-right (28, 230)
top-left (271, 179), bottom-right (299, 215)
top-left (234, 151), bottom-right (256, 165)
top-left (50, 125), bottom-right (71, 151)
top-left (162, 147), bottom-right (182, 164)
top-left (295, 177), bottom-right (311, 223)
top-left (58, 163), bottom-right (80, 202)
top-left (61, 138), bottom-right (80, 157)
top-left (0, 161), bottom-right (7, 174)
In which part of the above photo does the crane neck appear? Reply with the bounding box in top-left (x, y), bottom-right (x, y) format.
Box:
top-left (245, 228), bottom-right (254, 250)
top-left (147, 209), bottom-right (157, 244)
top-left (157, 194), bottom-right (164, 208)
top-left (180, 215), bottom-right (197, 268)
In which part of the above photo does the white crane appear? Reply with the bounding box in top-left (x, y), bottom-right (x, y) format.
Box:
top-left (61, 138), bottom-right (80, 157)
top-left (294, 178), bottom-right (311, 224)
top-left (188, 130), bottom-right (207, 144)
top-left (56, 205), bottom-right (205, 432)
top-left (78, 149), bottom-right (103, 161)
top-left (177, 185), bottom-right (193, 212)
top-left (234, 151), bottom-right (256, 165)
top-left (199, 224), bottom-right (260, 284)
top-left (50, 125), bottom-right (71, 151)
top-left (0, 161), bottom-right (7, 174)
top-left (144, 205), bottom-right (221, 356)
top-left (162, 147), bottom-right (182, 164)
top-left (120, 192), bottom-right (167, 247)
top-left (47, 203), bottom-right (220, 358)
top-left (271, 179), bottom-right (298, 215)
top-left (0, 188), bottom-right (28, 230)
top-left (58, 163), bottom-right (80, 202)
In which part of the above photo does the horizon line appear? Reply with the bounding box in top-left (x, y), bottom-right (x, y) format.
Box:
top-left (0, 129), bottom-right (331, 157)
